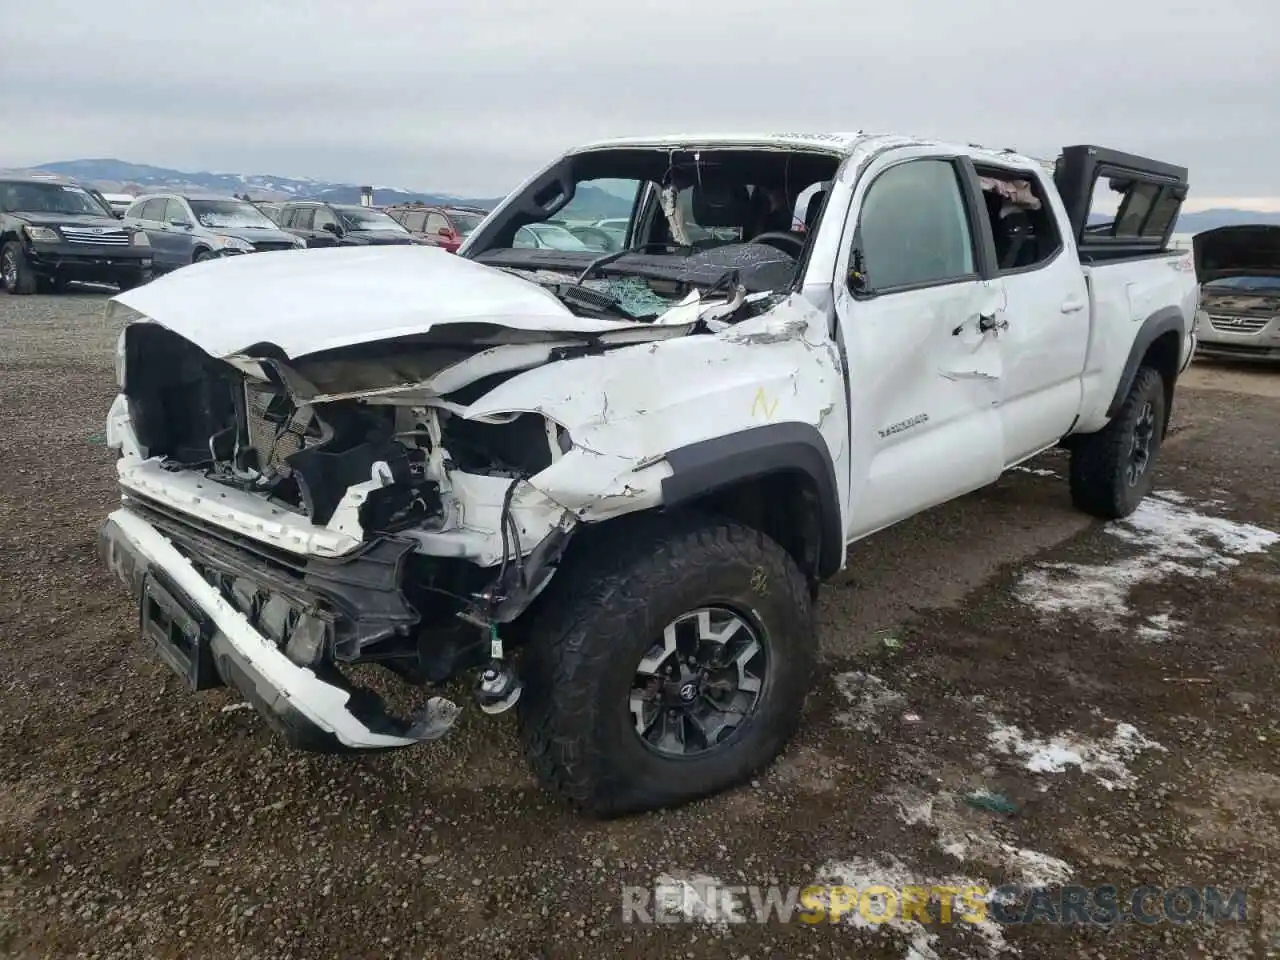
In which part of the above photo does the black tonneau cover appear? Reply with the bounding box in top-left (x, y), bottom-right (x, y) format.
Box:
top-left (1054, 145), bottom-right (1189, 260)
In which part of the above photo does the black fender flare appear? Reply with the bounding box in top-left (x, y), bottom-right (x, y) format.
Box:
top-left (1105, 305), bottom-right (1186, 420)
top-left (659, 422), bottom-right (844, 580)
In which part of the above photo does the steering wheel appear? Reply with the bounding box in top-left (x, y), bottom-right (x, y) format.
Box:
top-left (748, 231), bottom-right (805, 256)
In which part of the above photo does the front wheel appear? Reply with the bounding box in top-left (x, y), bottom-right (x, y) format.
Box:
top-left (1069, 365), bottom-right (1166, 519)
top-left (517, 512), bottom-right (817, 817)
top-left (0, 242), bottom-right (37, 295)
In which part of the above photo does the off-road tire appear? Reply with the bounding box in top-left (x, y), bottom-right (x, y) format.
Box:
top-left (0, 242), bottom-right (37, 295)
top-left (517, 511), bottom-right (817, 818)
top-left (1069, 365), bottom-right (1166, 519)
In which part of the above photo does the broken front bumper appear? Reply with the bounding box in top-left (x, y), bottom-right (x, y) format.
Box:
top-left (98, 507), bottom-right (457, 752)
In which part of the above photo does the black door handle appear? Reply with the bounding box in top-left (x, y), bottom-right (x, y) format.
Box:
top-left (978, 314), bottom-right (1009, 334)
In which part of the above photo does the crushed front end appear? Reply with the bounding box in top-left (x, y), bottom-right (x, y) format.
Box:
top-left (100, 317), bottom-right (589, 751)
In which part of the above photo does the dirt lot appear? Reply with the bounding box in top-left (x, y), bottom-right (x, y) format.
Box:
top-left (1, 289), bottom-right (1277, 960)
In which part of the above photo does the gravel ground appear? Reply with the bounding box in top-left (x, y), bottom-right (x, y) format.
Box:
top-left (1, 287), bottom-right (1278, 960)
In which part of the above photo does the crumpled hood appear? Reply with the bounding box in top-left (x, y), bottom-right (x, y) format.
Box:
top-left (112, 244), bottom-right (677, 360)
top-left (1194, 224), bottom-right (1280, 282)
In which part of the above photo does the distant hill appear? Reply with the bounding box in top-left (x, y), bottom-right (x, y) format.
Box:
top-left (1175, 209), bottom-right (1280, 233)
top-left (2, 158), bottom-right (1271, 230)
top-left (10, 158), bottom-right (507, 209)
top-left (0, 157), bottom-right (634, 218)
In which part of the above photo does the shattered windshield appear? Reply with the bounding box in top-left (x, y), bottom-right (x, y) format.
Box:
top-left (189, 200), bottom-right (277, 229)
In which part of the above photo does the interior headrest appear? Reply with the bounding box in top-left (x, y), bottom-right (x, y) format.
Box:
top-left (691, 180), bottom-right (751, 228)
top-left (804, 187), bottom-right (829, 230)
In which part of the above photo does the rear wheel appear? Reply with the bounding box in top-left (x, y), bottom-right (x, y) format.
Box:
top-left (517, 512), bottom-right (817, 817)
top-left (0, 242), bottom-right (37, 295)
top-left (1069, 365), bottom-right (1166, 519)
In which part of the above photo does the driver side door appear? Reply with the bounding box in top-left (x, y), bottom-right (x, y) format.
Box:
top-left (834, 152), bottom-right (1006, 540)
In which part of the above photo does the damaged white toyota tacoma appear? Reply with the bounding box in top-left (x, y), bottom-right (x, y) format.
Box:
top-left (99, 133), bottom-right (1198, 817)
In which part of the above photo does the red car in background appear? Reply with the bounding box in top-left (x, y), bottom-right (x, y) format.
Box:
top-left (384, 204), bottom-right (488, 253)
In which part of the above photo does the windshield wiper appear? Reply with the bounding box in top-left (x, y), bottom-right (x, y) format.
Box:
top-left (554, 282), bottom-right (643, 321)
top-left (573, 241), bottom-right (690, 286)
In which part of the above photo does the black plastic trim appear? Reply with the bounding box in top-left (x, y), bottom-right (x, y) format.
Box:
top-left (1105, 306), bottom-right (1186, 419)
top-left (660, 422), bottom-right (844, 579)
top-left (956, 157), bottom-right (997, 281)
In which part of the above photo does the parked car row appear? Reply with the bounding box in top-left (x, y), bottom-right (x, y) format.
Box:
top-left (122, 193), bottom-right (306, 274)
top-left (5, 169), bottom-right (1277, 369)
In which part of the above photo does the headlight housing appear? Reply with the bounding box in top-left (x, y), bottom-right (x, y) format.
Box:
top-left (23, 225), bottom-right (59, 243)
top-left (209, 234), bottom-right (254, 252)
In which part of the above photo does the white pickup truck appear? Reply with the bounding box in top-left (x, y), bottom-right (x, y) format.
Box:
top-left (99, 132), bottom-right (1197, 817)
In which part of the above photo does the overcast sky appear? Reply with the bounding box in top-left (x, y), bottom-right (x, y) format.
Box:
top-left (2, 0), bottom-right (1276, 209)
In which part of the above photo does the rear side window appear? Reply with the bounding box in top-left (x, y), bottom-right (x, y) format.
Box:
top-left (854, 159), bottom-right (976, 292)
top-left (162, 198), bottom-right (188, 224)
top-left (139, 199), bottom-right (167, 222)
top-left (293, 207), bottom-right (315, 230)
top-left (974, 167), bottom-right (1063, 272)
top-left (401, 211), bottom-right (426, 231)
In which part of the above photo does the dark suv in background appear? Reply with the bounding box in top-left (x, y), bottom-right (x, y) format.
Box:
top-left (0, 175), bottom-right (153, 294)
top-left (274, 201), bottom-right (416, 247)
top-left (384, 204), bottom-right (488, 253)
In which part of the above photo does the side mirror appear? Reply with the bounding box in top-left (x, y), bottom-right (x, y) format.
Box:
top-left (322, 222), bottom-right (341, 235)
top-left (437, 227), bottom-right (452, 238)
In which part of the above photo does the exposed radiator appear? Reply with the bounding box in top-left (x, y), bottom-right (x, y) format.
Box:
top-left (244, 382), bottom-right (307, 468)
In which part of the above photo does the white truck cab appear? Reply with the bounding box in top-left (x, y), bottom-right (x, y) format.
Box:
top-left (99, 132), bottom-right (1197, 817)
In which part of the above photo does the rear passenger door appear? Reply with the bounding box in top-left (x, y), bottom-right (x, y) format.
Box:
top-left (135, 198), bottom-right (180, 272)
top-left (162, 198), bottom-right (198, 265)
top-left (834, 150), bottom-right (1007, 540)
top-left (965, 162), bottom-right (1091, 464)
top-left (287, 207), bottom-right (326, 247)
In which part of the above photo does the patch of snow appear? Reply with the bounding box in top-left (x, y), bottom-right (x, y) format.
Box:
top-left (1010, 466), bottom-right (1057, 477)
top-left (834, 672), bottom-right (906, 732)
top-left (985, 719), bottom-right (1166, 790)
top-left (220, 702), bottom-right (254, 714)
top-left (886, 786), bottom-right (1074, 888)
top-left (1014, 492), bottom-right (1278, 637)
top-left (816, 855), bottom-right (1011, 958)
top-left (1136, 610), bottom-right (1181, 641)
